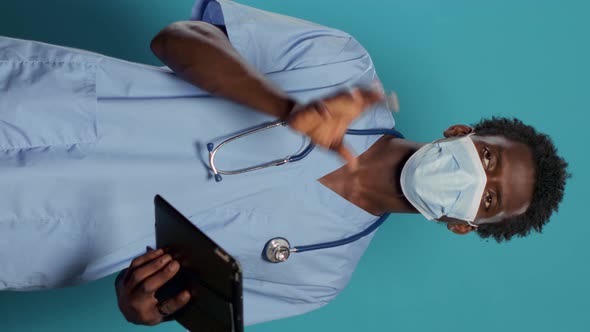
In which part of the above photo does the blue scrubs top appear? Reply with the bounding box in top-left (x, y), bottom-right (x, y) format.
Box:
top-left (0, 0), bottom-right (395, 325)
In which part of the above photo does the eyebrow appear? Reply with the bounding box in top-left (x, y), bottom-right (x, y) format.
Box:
top-left (496, 146), bottom-right (503, 209)
top-left (496, 145), bottom-right (503, 170)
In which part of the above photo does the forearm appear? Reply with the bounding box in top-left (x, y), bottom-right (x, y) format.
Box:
top-left (151, 21), bottom-right (295, 119)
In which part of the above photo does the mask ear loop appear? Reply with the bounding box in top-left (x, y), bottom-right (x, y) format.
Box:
top-left (433, 129), bottom-right (476, 145)
top-left (467, 130), bottom-right (481, 230)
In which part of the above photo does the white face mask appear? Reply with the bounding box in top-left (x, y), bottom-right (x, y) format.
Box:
top-left (400, 135), bottom-right (487, 225)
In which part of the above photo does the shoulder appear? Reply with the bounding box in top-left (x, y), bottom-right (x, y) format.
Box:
top-left (190, 0), bottom-right (374, 73)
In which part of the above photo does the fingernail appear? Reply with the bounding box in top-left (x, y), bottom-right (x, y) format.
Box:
top-left (386, 92), bottom-right (400, 112)
top-left (161, 254), bottom-right (172, 264)
top-left (168, 261), bottom-right (179, 272)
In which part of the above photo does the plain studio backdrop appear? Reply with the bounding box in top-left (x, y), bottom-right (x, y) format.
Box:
top-left (0, 1), bottom-right (587, 331)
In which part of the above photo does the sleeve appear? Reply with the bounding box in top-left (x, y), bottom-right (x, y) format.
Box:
top-left (241, 278), bottom-right (340, 326)
top-left (190, 0), bottom-right (363, 74)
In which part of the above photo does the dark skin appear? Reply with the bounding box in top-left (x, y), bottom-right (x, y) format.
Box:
top-left (149, 20), bottom-right (384, 168)
top-left (118, 21), bottom-right (385, 325)
top-left (117, 21), bottom-right (536, 325)
top-left (319, 125), bottom-right (536, 235)
top-left (116, 248), bottom-right (189, 325)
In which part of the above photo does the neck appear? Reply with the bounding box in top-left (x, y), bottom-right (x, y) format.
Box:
top-left (318, 137), bottom-right (423, 216)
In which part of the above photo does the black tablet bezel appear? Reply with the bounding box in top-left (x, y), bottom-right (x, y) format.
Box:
top-left (154, 194), bottom-right (244, 332)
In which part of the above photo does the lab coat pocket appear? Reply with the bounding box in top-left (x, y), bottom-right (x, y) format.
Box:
top-left (0, 60), bottom-right (97, 150)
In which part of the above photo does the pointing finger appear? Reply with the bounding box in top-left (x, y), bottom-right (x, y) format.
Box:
top-left (334, 143), bottom-right (358, 170)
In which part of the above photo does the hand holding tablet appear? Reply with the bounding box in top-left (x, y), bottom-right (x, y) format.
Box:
top-left (115, 248), bottom-right (191, 325)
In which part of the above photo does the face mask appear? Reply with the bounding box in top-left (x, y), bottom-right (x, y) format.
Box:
top-left (400, 135), bottom-right (487, 225)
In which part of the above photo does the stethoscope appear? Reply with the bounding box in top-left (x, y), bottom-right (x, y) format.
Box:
top-left (207, 119), bottom-right (404, 263)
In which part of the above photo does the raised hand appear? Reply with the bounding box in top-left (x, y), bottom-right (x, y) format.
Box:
top-left (286, 88), bottom-right (384, 168)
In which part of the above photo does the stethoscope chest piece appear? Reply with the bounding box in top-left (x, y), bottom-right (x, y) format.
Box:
top-left (263, 237), bottom-right (292, 263)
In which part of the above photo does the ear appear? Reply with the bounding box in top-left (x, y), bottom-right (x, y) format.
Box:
top-left (446, 223), bottom-right (476, 235)
top-left (443, 124), bottom-right (474, 138)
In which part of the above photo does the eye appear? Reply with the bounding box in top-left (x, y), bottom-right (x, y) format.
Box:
top-left (483, 148), bottom-right (492, 169)
top-left (484, 191), bottom-right (493, 209)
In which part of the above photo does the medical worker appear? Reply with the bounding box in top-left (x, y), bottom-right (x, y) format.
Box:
top-left (0, 0), bottom-right (568, 327)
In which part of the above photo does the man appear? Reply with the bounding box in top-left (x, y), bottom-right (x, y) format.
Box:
top-left (0, 0), bottom-right (568, 328)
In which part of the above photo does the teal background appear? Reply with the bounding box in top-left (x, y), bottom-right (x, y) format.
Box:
top-left (0, 0), bottom-right (587, 331)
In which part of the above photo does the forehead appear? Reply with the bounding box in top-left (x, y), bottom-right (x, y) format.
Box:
top-left (472, 135), bottom-right (532, 160)
top-left (471, 135), bottom-right (536, 223)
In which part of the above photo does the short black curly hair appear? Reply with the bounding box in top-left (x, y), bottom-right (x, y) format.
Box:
top-left (472, 117), bottom-right (570, 242)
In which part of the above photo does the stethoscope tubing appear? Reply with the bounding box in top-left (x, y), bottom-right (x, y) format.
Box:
top-left (206, 119), bottom-right (404, 262)
top-left (293, 212), bottom-right (390, 253)
top-left (207, 120), bottom-right (404, 182)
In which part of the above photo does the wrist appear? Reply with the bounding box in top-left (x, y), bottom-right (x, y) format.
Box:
top-left (245, 78), bottom-right (296, 120)
top-left (278, 98), bottom-right (298, 121)
top-left (115, 268), bottom-right (127, 285)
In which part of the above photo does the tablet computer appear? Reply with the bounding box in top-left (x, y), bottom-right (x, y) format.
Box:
top-left (154, 195), bottom-right (244, 332)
